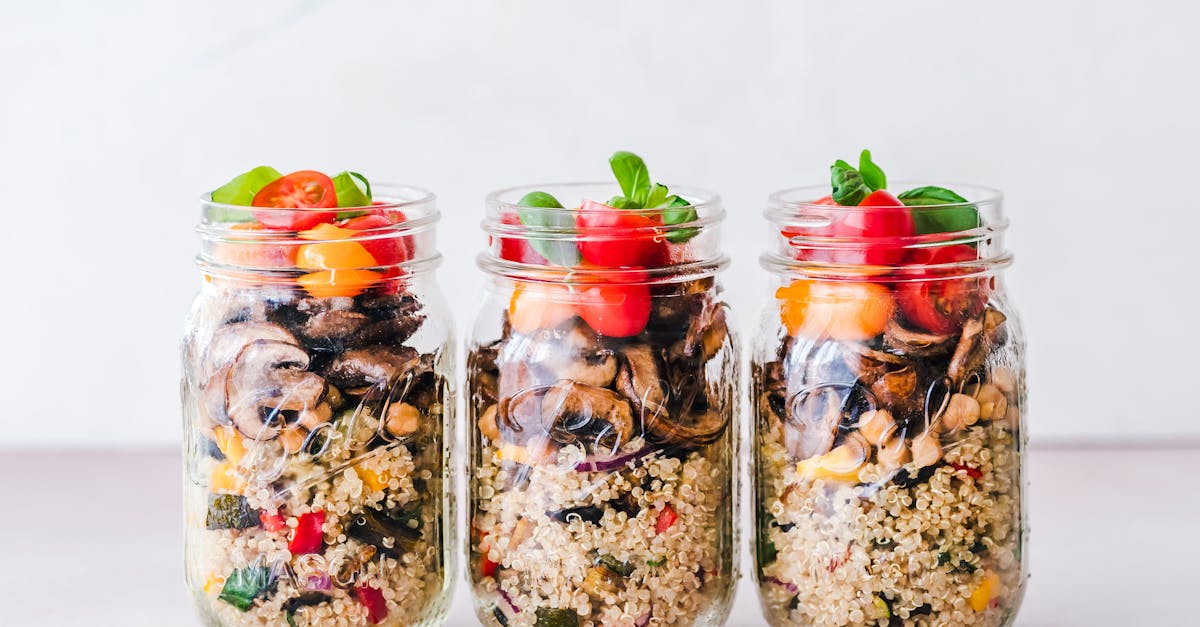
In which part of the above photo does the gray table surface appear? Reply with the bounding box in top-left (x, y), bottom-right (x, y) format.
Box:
top-left (1, 445), bottom-right (1194, 626)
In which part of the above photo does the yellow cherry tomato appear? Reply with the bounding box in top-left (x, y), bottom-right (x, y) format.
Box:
top-left (297, 269), bottom-right (383, 299)
top-left (508, 281), bottom-right (576, 334)
top-left (969, 570), bottom-right (1001, 611)
top-left (777, 279), bottom-right (894, 340)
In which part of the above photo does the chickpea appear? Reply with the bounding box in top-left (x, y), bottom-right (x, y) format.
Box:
top-left (876, 435), bottom-right (911, 471)
top-left (857, 409), bottom-right (896, 446)
top-left (911, 432), bottom-right (942, 468)
top-left (280, 427), bottom-right (308, 455)
top-left (974, 384), bottom-right (1008, 421)
top-left (477, 404), bottom-right (501, 442)
top-left (938, 393), bottom-right (981, 433)
top-left (299, 402), bottom-right (332, 430)
top-left (385, 402), bottom-right (422, 437)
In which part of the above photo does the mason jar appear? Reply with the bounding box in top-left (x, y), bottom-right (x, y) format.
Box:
top-left (181, 187), bottom-right (455, 626)
top-left (467, 183), bottom-right (738, 627)
top-left (752, 184), bottom-right (1027, 627)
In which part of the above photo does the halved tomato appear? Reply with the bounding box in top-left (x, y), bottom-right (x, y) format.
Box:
top-left (897, 244), bottom-right (986, 334)
top-left (574, 278), bottom-right (651, 338)
top-left (252, 170), bottom-right (338, 230)
top-left (342, 214), bottom-right (411, 267)
top-left (575, 200), bottom-right (664, 268)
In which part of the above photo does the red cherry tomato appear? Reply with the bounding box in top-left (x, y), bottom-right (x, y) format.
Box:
top-left (252, 171), bottom-right (338, 230)
top-left (897, 244), bottom-right (986, 334)
top-left (576, 200), bottom-right (664, 268)
top-left (574, 279), bottom-right (651, 338)
top-left (342, 214), bottom-right (411, 266)
top-left (494, 213), bottom-right (550, 264)
top-left (785, 191), bottom-right (914, 267)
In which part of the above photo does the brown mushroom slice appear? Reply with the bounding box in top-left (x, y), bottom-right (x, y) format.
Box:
top-left (539, 323), bottom-right (617, 387)
top-left (646, 409), bottom-right (728, 446)
top-left (615, 345), bottom-right (669, 423)
top-left (225, 340), bottom-right (327, 440)
top-left (784, 386), bottom-right (843, 460)
top-left (948, 315), bottom-right (985, 383)
top-left (870, 365), bottom-right (920, 416)
top-left (202, 322), bottom-right (297, 379)
top-left (299, 309), bottom-right (370, 343)
top-left (539, 380), bottom-right (634, 454)
top-left (883, 318), bottom-right (955, 357)
top-left (325, 346), bottom-right (421, 389)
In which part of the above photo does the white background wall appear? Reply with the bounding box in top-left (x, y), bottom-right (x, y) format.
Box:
top-left (1, 1), bottom-right (1196, 449)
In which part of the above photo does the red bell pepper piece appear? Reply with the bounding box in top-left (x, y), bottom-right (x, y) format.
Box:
top-left (354, 585), bottom-right (389, 624)
top-left (289, 510), bottom-right (325, 555)
top-left (259, 511), bottom-right (286, 532)
top-left (949, 462), bottom-right (983, 479)
top-left (655, 505), bottom-right (678, 534)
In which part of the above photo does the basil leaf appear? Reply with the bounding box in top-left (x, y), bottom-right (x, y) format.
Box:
top-left (645, 183), bottom-right (670, 209)
top-left (517, 191), bottom-right (580, 266)
top-left (332, 171), bottom-right (372, 210)
top-left (210, 166), bottom-right (281, 221)
top-left (662, 195), bottom-right (699, 243)
top-left (858, 149), bottom-right (887, 191)
top-left (898, 186), bottom-right (980, 234)
top-left (609, 151), bottom-right (651, 206)
top-left (606, 195), bottom-right (641, 209)
top-left (830, 160), bottom-right (871, 206)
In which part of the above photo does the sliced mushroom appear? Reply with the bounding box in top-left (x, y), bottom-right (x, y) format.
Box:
top-left (538, 322), bottom-right (617, 387)
top-left (225, 340), bottom-right (327, 440)
top-left (202, 322), bottom-right (297, 380)
top-left (948, 315), bottom-right (985, 383)
top-left (783, 386), bottom-right (843, 460)
top-left (615, 345), bottom-right (669, 422)
top-left (670, 304), bottom-right (729, 363)
top-left (477, 404), bottom-right (501, 442)
top-left (984, 307), bottom-right (1008, 346)
top-left (325, 346), bottom-right (420, 389)
top-left (883, 318), bottom-right (955, 357)
top-left (539, 380), bottom-right (634, 454)
top-left (645, 409), bottom-right (728, 446)
top-left (870, 366), bottom-right (920, 417)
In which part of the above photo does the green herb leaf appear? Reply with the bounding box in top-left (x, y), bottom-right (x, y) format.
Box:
top-left (609, 151), bottom-right (651, 206)
top-left (645, 183), bottom-right (670, 209)
top-left (661, 195), bottom-right (699, 243)
top-left (646, 556), bottom-right (666, 567)
top-left (897, 186), bottom-right (979, 234)
top-left (606, 195), bottom-right (642, 210)
top-left (210, 166), bottom-right (282, 221)
top-left (597, 554), bottom-right (635, 577)
top-left (332, 171), bottom-right (373, 218)
top-left (219, 565), bottom-right (271, 612)
top-left (858, 149), bottom-right (887, 191)
top-left (534, 607), bottom-right (580, 627)
top-left (517, 191), bottom-right (580, 266)
top-left (830, 160), bottom-right (871, 206)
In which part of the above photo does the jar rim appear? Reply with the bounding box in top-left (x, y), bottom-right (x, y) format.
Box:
top-left (761, 181), bottom-right (1012, 282)
top-left (480, 181), bottom-right (728, 284)
top-left (198, 183), bottom-right (439, 238)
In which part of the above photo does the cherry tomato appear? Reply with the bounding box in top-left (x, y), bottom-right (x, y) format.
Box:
top-left (211, 223), bottom-right (298, 269)
top-left (574, 279), bottom-right (651, 338)
top-left (576, 200), bottom-right (664, 267)
top-left (494, 212), bottom-right (549, 264)
top-left (777, 279), bottom-right (894, 340)
top-left (508, 281), bottom-right (576, 334)
top-left (252, 170), bottom-right (338, 230)
top-left (784, 191), bottom-right (914, 267)
top-left (896, 244), bottom-right (986, 334)
top-left (342, 214), bottom-right (411, 266)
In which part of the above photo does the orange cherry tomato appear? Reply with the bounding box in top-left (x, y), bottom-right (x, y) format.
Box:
top-left (777, 279), bottom-right (894, 340)
top-left (508, 281), bottom-right (576, 334)
top-left (296, 223), bottom-right (379, 271)
top-left (296, 269), bottom-right (383, 299)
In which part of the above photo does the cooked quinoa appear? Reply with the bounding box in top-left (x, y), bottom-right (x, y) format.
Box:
top-left (472, 437), bottom-right (734, 627)
top-left (756, 417), bottom-right (1023, 627)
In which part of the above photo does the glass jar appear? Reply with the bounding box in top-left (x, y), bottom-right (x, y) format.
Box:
top-left (752, 185), bottom-right (1027, 627)
top-left (467, 183), bottom-right (738, 627)
top-left (181, 187), bottom-right (454, 627)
